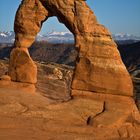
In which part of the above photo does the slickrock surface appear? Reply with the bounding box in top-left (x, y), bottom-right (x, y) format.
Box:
top-left (0, 60), bottom-right (140, 139)
top-left (9, 0), bottom-right (133, 96)
top-left (0, 82), bottom-right (139, 140)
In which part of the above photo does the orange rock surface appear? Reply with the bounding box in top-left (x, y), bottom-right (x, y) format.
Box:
top-left (0, 60), bottom-right (140, 139)
top-left (0, 81), bottom-right (139, 140)
top-left (9, 0), bottom-right (133, 96)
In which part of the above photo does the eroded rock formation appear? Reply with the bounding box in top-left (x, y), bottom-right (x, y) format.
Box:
top-left (9, 0), bottom-right (133, 96)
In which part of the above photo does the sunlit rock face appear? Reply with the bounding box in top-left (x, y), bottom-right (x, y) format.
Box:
top-left (9, 0), bottom-right (133, 96)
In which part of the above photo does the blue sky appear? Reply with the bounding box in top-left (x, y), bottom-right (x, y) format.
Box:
top-left (0, 0), bottom-right (140, 36)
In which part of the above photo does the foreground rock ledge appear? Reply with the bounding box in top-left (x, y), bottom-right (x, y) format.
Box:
top-left (9, 0), bottom-right (133, 96)
top-left (0, 82), bottom-right (139, 140)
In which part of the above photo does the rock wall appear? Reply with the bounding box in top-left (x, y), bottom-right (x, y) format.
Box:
top-left (9, 0), bottom-right (133, 96)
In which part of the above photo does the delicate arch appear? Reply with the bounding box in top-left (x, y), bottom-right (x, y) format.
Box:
top-left (9, 0), bottom-right (133, 96)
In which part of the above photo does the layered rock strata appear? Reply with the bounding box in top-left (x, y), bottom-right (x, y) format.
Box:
top-left (9, 0), bottom-right (133, 96)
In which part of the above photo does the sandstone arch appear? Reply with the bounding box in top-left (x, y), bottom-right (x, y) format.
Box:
top-left (9, 0), bottom-right (133, 96)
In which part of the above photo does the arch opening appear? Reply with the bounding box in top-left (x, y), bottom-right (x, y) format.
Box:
top-left (30, 17), bottom-right (78, 66)
top-left (29, 17), bottom-right (78, 101)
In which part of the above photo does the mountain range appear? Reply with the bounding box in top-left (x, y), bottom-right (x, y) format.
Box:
top-left (112, 33), bottom-right (140, 45)
top-left (0, 31), bottom-right (140, 44)
top-left (0, 31), bottom-right (15, 43)
top-left (36, 31), bottom-right (74, 43)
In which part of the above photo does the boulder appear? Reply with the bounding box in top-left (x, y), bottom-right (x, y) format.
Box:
top-left (0, 75), bottom-right (11, 81)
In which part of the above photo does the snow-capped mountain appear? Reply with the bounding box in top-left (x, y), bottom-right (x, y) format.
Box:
top-left (36, 31), bottom-right (74, 43)
top-left (1, 31), bottom-right (140, 44)
top-left (112, 33), bottom-right (140, 41)
top-left (0, 31), bottom-right (15, 43)
top-left (112, 33), bottom-right (140, 44)
top-left (0, 31), bottom-right (74, 43)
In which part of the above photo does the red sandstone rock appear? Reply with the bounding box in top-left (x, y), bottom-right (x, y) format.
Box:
top-left (0, 86), bottom-right (139, 139)
top-left (0, 59), bottom-right (140, 139)
top-left (9, 48), bottom-right (37, 83)
top-left (0, 75), bottom-right (11, 81)
top-left (9, 0), bottom-right (133, 96)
